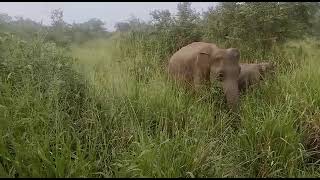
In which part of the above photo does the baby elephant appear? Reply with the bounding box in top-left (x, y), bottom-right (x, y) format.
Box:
top-left (238, 62), bottom-right (275, 91)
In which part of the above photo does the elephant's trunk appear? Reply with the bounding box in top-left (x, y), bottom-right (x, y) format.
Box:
top-left (223, 79), bottom-right (240, 111)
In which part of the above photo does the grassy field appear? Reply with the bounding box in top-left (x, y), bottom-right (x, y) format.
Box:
top-left (1, 34), bottom-right (320, 177)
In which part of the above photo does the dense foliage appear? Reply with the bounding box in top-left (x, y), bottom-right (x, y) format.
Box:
top-left (1, 2), bottom-right (320, 178)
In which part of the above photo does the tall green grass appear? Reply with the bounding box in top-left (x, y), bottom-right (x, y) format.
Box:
top-left (1, 32), bottom-right (320, 177)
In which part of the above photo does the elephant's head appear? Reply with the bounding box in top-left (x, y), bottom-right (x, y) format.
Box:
top-left (259, 62), bottom-right (275, 78)
top-left (208, 48), bottom-right (241, 110)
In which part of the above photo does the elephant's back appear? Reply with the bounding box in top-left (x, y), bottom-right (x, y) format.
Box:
top-left (240, 63), bottom-right (260, 72)
top-left (168, 42), bottom-right (217, 82)
top-left (169, 42), bottom-right (216, 63)
top-left (239, 63), bottom-right (261, 82)
top-left (168, 53), bottom-right (193, 82)
top-left (184, 42), bottom-right (217, 55)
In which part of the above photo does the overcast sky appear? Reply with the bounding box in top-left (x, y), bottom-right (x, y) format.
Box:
top-left (0, 2), bottom-right (217, 31)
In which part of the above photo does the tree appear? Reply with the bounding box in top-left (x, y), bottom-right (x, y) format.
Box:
top-left (0, 13), bottom-right (12, 23)
top-left (47, 8), bottom-right (71, 47)
top-left (311, 8), bottom-right (320, 37)
top-left (150, 9), bottom-right (173, 29)
top-left (85, 18), bottom-right (106, 32)
top-left (114, 22), bottom-right (130, 32)
top-left (173, 2), bottom-right (202, 48)
top-left (50, 9), bottom-right (65, 28)
top-left (203, 2), bottom-right (320, 49)
top-left (176, 2), bottom-right (200, 23)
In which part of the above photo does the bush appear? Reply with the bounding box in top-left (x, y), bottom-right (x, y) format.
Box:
top-left (0, 33), bottom-right (94, 177)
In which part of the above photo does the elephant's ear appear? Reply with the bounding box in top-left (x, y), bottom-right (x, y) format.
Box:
top-left (259, 63), bottom-right (270, 73)
top-left (258, 63), bottom-right (271, 79)
top-left (196, 52), bottom-right (211, 70)
top-left (258, 64), bottom-right (266, 74)
top-left (199, 52), bottom-right (209, 56)
top-left (259, 63), bottom-right (276, 76)
top-left (199, 46), bottom-right (212, 56)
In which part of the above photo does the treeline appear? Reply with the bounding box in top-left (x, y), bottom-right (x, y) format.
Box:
top-left (114, 2), bottom-right (320, 62)
top-left (1, 2), bottom-right (319, 53)
top-left (0, 9), bottom-right (111, 47)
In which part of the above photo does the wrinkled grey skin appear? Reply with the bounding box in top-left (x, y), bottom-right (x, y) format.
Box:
top-left (238, 62), bottom-right (275, 91)
top-left (168, 42), bottom-right (241, 111)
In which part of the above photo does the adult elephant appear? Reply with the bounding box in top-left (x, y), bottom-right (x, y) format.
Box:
top-left (168, 42), bottom-right (241, 111)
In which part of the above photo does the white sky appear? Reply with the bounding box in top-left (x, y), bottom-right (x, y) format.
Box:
top-left (0, 2), bottom-right (217, 31)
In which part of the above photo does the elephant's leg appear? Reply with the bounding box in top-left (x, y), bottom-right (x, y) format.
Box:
top-left (238, 79), bottom-right (247, 92)
top-left (191, 75), bottom-right (204, 99)
top-left (193, 68), bottom-right (209, 93)
top-left (193, 74), bottom-right (202, 92)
